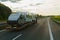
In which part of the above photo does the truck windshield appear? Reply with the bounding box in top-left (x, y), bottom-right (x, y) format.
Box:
top-left (8, 13), bottom-right (21, 21)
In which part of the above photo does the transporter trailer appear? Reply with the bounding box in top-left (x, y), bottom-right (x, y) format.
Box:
top-left (6, 12), bottom-right (37, 31)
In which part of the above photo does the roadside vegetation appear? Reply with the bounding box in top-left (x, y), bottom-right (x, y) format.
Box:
top-left (51, 16), bottom-right (60, 24)
top-left (51, 16), bottom-right (60, 21)
top-left (0, 3), bottom-right (12, 21)
top-left (0, 3), bottom-right (12, 30)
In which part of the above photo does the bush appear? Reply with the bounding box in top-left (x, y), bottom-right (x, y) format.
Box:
top-left (51, 16), bottom-right (60, 21)
top-left (0, 3), bottom-right (12, 20)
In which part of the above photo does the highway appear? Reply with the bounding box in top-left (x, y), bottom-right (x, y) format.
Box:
top-left (0, 17), bottom-right (60, 40)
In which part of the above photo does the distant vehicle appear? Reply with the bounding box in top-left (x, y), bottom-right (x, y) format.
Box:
top-left (7, 12), bottom-right (37, 31)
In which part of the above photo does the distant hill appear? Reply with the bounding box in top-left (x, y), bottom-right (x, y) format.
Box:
top-left (0, 3), bottom-right (12, 20)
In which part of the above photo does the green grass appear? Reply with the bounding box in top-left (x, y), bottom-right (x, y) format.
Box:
top-left (51, 16), bottom-right (60, 21)
top-left (54, 18), bottom-right (60, 21)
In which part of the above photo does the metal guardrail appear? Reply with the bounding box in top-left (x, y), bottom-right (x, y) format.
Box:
top-left (0, 22), bottom-right (7, 30)
top-left (0, 22), bottom-right (7, 26)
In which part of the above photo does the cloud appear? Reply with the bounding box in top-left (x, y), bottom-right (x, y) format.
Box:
top-left (0, 0), bottom-right (21, 2)
top-left (0, 0), bottom-right (60, 15)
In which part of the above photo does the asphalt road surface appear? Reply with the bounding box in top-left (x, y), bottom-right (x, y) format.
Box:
top-left (0, 17), bottom-right (60, 40)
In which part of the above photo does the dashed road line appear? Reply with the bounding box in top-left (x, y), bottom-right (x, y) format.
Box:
top-left (0, 30), bottom-right (5, 32)
top-left (47, 18), bottom-right (54, 40)
top-left (12, 34), bottom-right (22, 40)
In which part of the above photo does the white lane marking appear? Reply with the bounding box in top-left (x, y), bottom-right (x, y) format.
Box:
top-left (0, 30), bottom-right (5, 32)
top-left (47, 18), bottom-right (54, 40)
top-left (12, 34), bottom-right (22, 40)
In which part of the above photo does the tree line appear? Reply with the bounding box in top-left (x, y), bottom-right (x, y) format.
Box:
top-left (0, 3), bottom-right (12, 20)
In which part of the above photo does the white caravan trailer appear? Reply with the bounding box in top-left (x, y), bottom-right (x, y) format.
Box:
top-left (7, 12), bottom-right (37, 31)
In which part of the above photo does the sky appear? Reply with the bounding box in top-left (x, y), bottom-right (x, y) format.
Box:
top-left (0, 0), bottom-right (60, 16)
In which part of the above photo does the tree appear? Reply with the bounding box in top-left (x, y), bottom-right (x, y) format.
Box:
top-left (0, 3), bottom-right (12, 20)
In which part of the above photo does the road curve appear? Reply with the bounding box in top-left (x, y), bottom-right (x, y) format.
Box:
top-left (13, 18), bottom-right (50, 40)
top-left (0, 17), bottom-right (60, 40)
top-left (50, 18), bottom-right (60, 40)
